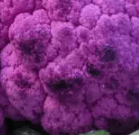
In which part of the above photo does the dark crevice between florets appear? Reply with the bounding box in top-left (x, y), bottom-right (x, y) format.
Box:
top-left (58, 131), bottom-right (71, 135)
top-left (32, 110), bottom-right (43, 120)
top-left (9, 0), bottom-right (13, 7)
top-left (56, 0), bottom-right (72, 17)
top-left (86, 63), bottom-right (101, 77)
top-left (79, 31), bottom-right (88, 42)
top-left (104, 76), bottom-right (119, 90)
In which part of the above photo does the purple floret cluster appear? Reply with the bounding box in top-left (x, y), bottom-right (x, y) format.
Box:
top-left (1, 0), bottom-right (139, 135)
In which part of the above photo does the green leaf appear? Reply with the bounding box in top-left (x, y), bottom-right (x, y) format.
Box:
top-left (79, 130), bottom-right (110, 135)
top-left (129, 130), bottom-right (139, 135)
top-left (92, 130), bottom-right (110, 135)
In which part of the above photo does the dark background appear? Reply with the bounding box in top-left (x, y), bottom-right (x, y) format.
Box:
top-left (5, 118), bottom-right (50, 135)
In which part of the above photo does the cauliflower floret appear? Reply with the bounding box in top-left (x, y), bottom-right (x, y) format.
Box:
top-left (41, 96), bottom-right (93, 135)
top-left (79, 4), bottom-right (101, 29)
top-left (0, 0), bottom-right (35, 24)
top-left (43, 0), bottom-right (72, 21)
top-left (1, 0), bottom-right (139, 135)
top-left (1, 62), bottom-right (46, 123)
top-left (76, 26), bottom-right (91, 43)
top-left (51, 21), bottom-right (77, 57)
top-left (93, 0), bottom-right (125, 15)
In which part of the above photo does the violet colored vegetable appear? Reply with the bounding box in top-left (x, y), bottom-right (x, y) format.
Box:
top-left (1, 0), bottom-right (139, 135)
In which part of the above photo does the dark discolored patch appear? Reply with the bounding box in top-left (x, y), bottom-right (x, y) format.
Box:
top-left (47, 74), bottom-right (83, 93)
top-left (127, 87), bottom-right (139, 103)
top-left (53, 79), bottom-right (70, 90)
top-left (33, 42), bottom-right (45, 63)
top-left (104, 77), bottom-right (119, 89)
top-left (47, 79), bottom-right (73, 92)
top-left (34, 54), bottom-right (41, 63)
top-left (15, 77), bottom-right (31, 89)
top-left (86, 63), bottom-right (101, 77)
top-left (101, 46), bottom-right (116, 62)
top-left (18, 39), bottom-right (36, 55)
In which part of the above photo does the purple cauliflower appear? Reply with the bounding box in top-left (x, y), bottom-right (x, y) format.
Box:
top-left (1, 0), bottom-right (139, 135)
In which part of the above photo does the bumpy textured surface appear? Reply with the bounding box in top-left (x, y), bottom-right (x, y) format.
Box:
top-left (1, 0), bottom-right (139, 135)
